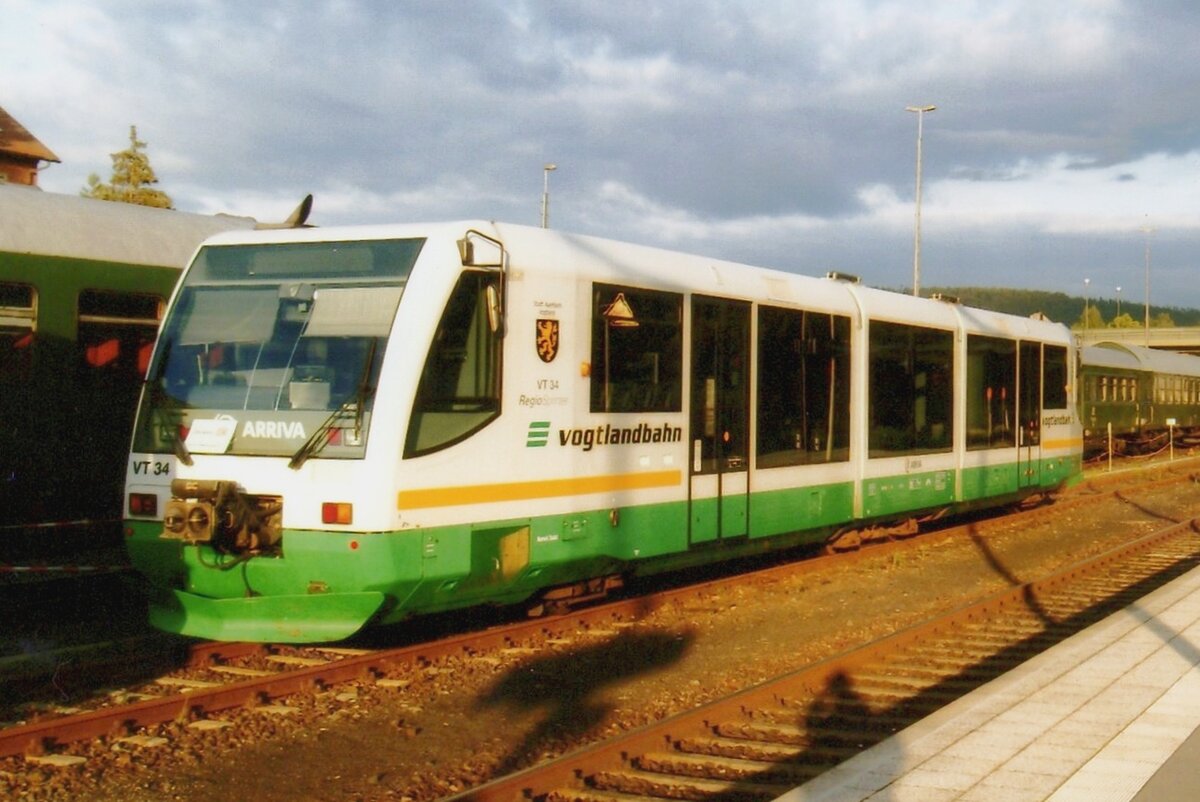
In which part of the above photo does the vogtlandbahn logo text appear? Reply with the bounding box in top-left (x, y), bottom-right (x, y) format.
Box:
top-left (526, 422), bottom-right (683, 451)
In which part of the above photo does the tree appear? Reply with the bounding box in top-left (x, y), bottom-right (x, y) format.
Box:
top-left (1152, 311), bottom-right (1176, 328)
top-left (1109, 312), bottom-right (1140, 329)
top-left (81, 125), bottom-right (173, 209)
top-left (1072, 305), bottom-right (1105, 331)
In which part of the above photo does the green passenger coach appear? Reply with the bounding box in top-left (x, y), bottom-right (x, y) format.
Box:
top-left (1080, 341), bottom-right (1200, 456)
top-left (0, 184), bottom-right (253, 548)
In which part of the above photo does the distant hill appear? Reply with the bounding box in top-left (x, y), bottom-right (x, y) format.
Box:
top-left (921, 286), bottom-right (1200, 327)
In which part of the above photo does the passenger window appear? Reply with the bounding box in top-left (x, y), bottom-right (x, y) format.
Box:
top-left (405, 271), bottom-right (502, 456)
top-left (589, 284), bottom-right (682, 413)
top-left (966, 335), bottom-right (1016, 449)
top-left (868, 321), bottom-right (953, 457)
top-left (1043, 344), bottom-right (1068, 408)
top-left (756, 306), bottom-right (851, 466)
top-left (77, 289), bottom-right (163, 380)
top-left (0, 282), bottom-right (36, 380)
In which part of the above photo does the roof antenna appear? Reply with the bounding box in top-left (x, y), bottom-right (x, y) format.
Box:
top-left (255, 194), bottom-right (314, 229)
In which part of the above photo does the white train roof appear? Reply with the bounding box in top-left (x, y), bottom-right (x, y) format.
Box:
top-left (0, 184), bottom-right (254, 269)
top-left (1083, 341), bottom-right (1200, 378)
top-left (194, 218), bottom-right (1075, 344)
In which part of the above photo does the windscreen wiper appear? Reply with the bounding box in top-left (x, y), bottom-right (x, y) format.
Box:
top-left (288, 340), bottom-right (377, 471)
top-left (287, 397), bottom-right (358, 470)
top-left (173, 430), bottom-right (194, 466)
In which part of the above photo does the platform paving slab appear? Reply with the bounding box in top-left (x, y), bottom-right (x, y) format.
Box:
top-left (773, 561), bottom-right (1200, 802)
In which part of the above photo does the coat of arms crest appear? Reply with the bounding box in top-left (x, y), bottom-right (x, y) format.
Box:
top-left (536, 318), bottom-right (559, 363)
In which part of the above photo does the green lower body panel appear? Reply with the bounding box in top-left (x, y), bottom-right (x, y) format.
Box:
top-left (125, 456), bottom-right (1082, 643)
top-left (863, 469), bottom-right (955, 518)
top-left (961, 464), bottom-right (1019, 501)
top-left (749, 482), bottom-right (855, 539)
top-left (1039, 454), bottom-right (1080, 488)
top-left (150, 588), bottom-right (386, 643)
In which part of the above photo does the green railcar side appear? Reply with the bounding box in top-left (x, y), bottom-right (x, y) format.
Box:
top-left (0, 252), bottom-right (177, 528)
top-left (1, 186), bottom-right (254, 541)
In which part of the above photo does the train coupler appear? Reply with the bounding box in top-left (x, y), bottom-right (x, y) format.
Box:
top-left (161, 479), bottom-right (283, 554)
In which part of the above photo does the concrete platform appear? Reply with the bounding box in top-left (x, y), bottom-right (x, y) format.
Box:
top-left (775, 559), bottom-right (1200, 802)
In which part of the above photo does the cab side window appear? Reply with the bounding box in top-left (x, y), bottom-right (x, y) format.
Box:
top-left (405, 271), bottom-right (502, 456)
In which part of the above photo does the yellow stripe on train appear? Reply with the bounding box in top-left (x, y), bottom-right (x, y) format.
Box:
top-left (398, 469), bottom-right (683, 510)
top-left (1041, 437), bottom-right (1084, 452)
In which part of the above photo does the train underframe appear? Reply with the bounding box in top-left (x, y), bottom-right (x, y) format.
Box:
top-left (1084, 424), bottom-right (1200, 460)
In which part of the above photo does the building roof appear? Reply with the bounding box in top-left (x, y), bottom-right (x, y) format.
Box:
top-left (0, 105), bottom-right (60, 164)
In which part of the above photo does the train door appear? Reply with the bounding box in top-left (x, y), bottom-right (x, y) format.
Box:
top-left (689, 296), bottom-right (750, 543)
top-left (1018, 342), bottom-right (1042, 487)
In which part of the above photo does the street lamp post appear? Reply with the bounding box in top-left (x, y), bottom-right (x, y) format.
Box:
top-left (541, 163), bottom-right (557, 229)
top-left (1116, 286), bottom-right (1122, 318)
top-left (906, 105), bottom-right (936, 297)
top-left (1142, 225), bottom-right (1154, 346)
top-left (1084, 277), bottom-right (1090, 334)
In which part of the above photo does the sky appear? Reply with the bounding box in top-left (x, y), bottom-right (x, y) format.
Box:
top-left (5, 0), bottom-right (1200, 310)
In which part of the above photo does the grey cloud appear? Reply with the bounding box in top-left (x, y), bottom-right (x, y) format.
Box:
top-left (13, 0), bottom-right (1200, 306)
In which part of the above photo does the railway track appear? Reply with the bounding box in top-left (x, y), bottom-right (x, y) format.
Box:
top-left (1, 464), bottom-right (1197, 796)
top-left (454, 516), bottom-right (1200, 802)
top-left (0, 476), bottom-right (1105, 759)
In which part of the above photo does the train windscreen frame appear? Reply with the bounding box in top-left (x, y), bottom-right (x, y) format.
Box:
top-left (132, 238), bottom-right (424, 461)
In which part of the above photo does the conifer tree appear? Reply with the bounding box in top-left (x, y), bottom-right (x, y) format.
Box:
top-left (81, 125), bottom-right (174, 209)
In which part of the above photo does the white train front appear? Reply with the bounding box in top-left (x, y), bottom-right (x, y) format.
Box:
top-left (123, 221), bottom-right (1082, 642)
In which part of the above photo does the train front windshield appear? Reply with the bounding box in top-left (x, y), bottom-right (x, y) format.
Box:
top-left (133, 238), bottom-right (424, 461)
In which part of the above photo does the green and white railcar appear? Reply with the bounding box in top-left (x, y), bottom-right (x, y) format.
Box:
top-left (123, 222), bottom-right (1082, 642)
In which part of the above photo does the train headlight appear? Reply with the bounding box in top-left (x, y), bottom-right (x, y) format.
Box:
top-left (162, 501), bottom-right (188, 535)
top-left (159, 479), bottom-right (282, 553)
top-left (161, 500), bottom-right (215, 542)
top-left (186, 505), bottom-right (212, 538)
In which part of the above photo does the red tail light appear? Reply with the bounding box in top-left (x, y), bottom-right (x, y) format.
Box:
top-left (129, 493), bottom-right (158, 517)
top-left (321, 502), bottom-right (352, 525)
